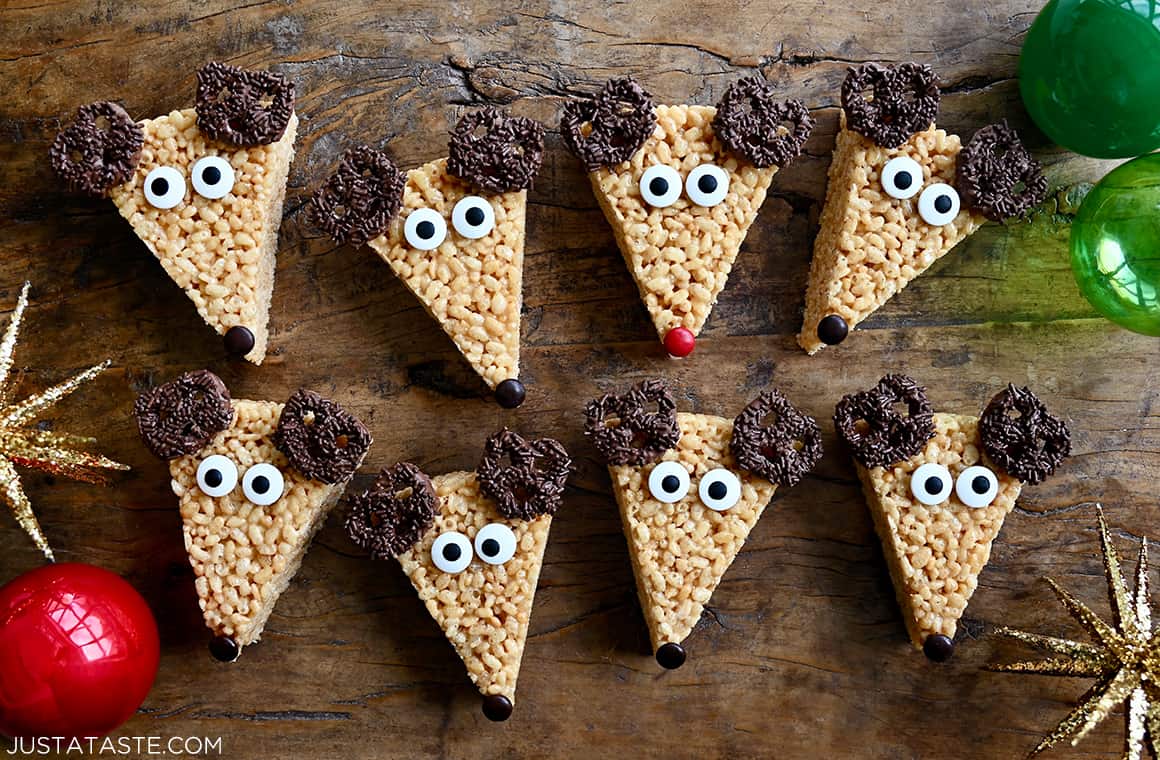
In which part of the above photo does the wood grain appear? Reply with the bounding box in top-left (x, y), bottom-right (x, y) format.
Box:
top-left (0, 1), bottom-right (1151, 758)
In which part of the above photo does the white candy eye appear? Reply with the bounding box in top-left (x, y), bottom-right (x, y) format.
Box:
top-left (196, 454), bottom-right (238, 498)
top-left (955, 465), bottom-right (1000, 509)
top-left (910, 462), bottom-right (953, 506)
top-left (639, 165), bottom-right (682, 208)
top-left (431, 531), bottom-right (473, 573)
top-left (191, 156), bottom-right (236, 200)
top-left (685, 164), bottom-right (729, 207)
top-left (918, 183), bottom-right (961, 226)
top-left (242, 462), bottom-right (285, 506)
top-left (143, 166), bottom-right (186, 209)
top-left (880, 156), bottom-right (923, 200)
top-left (698, 468), bottom-right (741, 511)
top-left (403, 208), bottom-right (447, 250)
top-left (648, 460), bottom-right (690, 503)
top-left (474, 523), bottom-right (516, 565)
top-left (451, 196), bottom-right (496, 239)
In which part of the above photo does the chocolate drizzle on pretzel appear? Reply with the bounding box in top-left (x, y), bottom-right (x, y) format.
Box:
top-left (731, 390), bottom-right (822, 486)
top-left (476, 429), bottom-right (572, 521)
top-left (841, 63), bottom-right (940, 149)
top-left (833, 374), bottom-right (936, 469)
top-left (561, 78), bottom-right (657, 171)
top-left (274, 389), bottom-right (372, 485)
top-left (584, 379), bottom-right (681, 466)
top-left (978, 385), bottom-right (1070, 485)
top-left (446, 107), bottom-right (545, 194)
top-left (712, 77), bottom-right (815, 168)
top-left (195, 61), bottom-right (295, 147)
top-left (50, 101), bottom-right (144, 197)
top-left (345, 462), bottom-right (438, 559)
top-left (133, 370), bottom-right (234, 459)
top-left (306, 146), bottom-right (406, 246)
top-left (955, 121), bottom-right (1048, 221)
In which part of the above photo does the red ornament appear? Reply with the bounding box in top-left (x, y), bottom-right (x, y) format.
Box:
top-left (663, 327), bottom-right (696, 358)
top-left (0, 563), bottom-right (159, 739)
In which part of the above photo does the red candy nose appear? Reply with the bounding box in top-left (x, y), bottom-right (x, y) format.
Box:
top-left (663, 327), bottom-right (696, 357)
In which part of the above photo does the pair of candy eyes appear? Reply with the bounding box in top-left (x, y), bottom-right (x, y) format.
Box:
top-left (639, 164), bottom-right (731, 209)
top-left (143, 156), bottom-right (236, 209)
top-left (195, 455), bottom-right (285, 506)
top-left (910, 463), bottom-right (1001, 508)
top-left (402, 197), bottom-right (496, 251)
top-left (880, 156), bottom-right (962, 227)
top-left (431, 524), bottom-right (518, 573)
top-left (647, 461), bottom-right (742, 511)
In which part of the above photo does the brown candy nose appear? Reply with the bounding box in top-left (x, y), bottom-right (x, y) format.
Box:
top-left (495, 379), bottom-right (526, 409)
top-left (817, 315), bottom-right (849, 346)
top-left (482, 694), bottom-right (513, 722)
top-left (209, 635), bottom-right (240, 662)
top-left (223, 325), bottom-right (256, 357)
top-left (655, 642), bottom-right (687, 669)
top-left (923, 634), bottom-right (955, 662)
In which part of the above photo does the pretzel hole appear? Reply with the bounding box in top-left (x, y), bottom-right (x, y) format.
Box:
top-left (258, 93), bottom-right (275, 109)
top-left (471, 123), bottom-right (491, 140)
top-left (335, 434), bottom-right (349, 449)
top-left (95, 115), bottom-right (111, 132)
top-left (393, 486), bottom-right (413, 500)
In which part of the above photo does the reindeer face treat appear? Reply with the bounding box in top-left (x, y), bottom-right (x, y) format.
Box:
top-left (133, 370), bottom-right (371, 661)
top-left (562, 77), bottom-right (814, 357)
top-left (834, 375), bottom-right (1070, 661)
top-left (585, 380), bottom-right (821, 667)
top-left (798, 63), bottom-right (1049, 354)
top-left (345, 429), bottom-right (571, 721)
top-left (307, 108), bottom-right (545, 407)
top-left (51, 62), bottom-right (298, 364)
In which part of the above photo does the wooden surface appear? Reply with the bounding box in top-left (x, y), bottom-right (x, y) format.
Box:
top-left (0, 2), bottom-right (1154, 758)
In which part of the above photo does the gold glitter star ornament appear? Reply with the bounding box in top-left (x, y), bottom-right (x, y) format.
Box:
top-left (990, 505), bottom-right (1160, 759)
top-left (0, 282), bottom-right (128, 561)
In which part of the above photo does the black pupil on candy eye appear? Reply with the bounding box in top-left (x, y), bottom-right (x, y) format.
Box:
top-left (252, 475), bottom-right (270, 494)
top-left (151, 177), bottom-right (169, 195)
top-left (203, 166), bottom-right (221, 184)
top-left (935, 195), bottom-right (953, 214)
top-left (465, 206), bottom-right (485, 226)
top-left (894, 171), bottom-right (912, 190)
top-left (443, 543), bottom-right (462, 562)
top-left (204, 469), bottom-right (223, 488)
top-left (649, 177), bottom-right (669, 196)
top-left (417, 220), bottom-right (435, 239)
top-left (972, 475), bottom-right (991, 494)
top-left (662, 475), bottom-right (681, 493)
top-left (924, 476), bottom-right (944, 496)
top-left (698, 174), bottom-right (718, 194)
top-left (481, 538), bottom-right (500, 557)
top-left (707, 480), bottom-right (728, 500)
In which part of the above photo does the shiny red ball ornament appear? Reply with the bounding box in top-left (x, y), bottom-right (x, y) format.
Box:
top-left (0, 563), bottom-right (159, 739)
top-left (663, 327), bottom-right (696, 358)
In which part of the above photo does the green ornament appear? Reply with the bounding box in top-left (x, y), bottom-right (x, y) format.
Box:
top-left (1020, 0), bottom-right (1160, 159)
top-left (1070, 153), bottom-right (1160, 335)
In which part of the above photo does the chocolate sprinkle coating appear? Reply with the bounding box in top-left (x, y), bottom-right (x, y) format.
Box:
top-left (955, 121), bottom-right (1048, 221)
top-left (345, 462), bottom-right (438, 559)
top-left (584, 379), bottom-right (681, 466)
top-left (833, 374), bottom-right (936, 469)
top-left (50, 101), bottom-right (143, 197)
top-left (306, 146), bottom-right (406, 247)
top-left (196, 61), bottom-right (295, 147)
top-left (712, 77), bottom-right (815, 168)
top-left (446, 107), bottom-right (545, 194)
top-left (477, 429), bottom-right (572, 521)
top-left (561, 77), bottom-right (656, 171)
top-left (274, 388), bottom-right (372, 485)
top-left (978, 384), bottom-right (1070, 485)
top-left (841, 62), bottom-right (940, 149)
top-left (731, 389), bottom-right (823, 487)
top-left (133, 370), bottom-right (234, 460)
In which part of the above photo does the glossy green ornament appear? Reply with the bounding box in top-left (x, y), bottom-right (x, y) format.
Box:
top-left (1020, 0), bottom-right (1160, 158)
top-left (1070, 153), bottom-right (1160, 335)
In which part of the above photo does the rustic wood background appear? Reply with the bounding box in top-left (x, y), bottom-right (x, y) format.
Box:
top-left (0, 1), bottom-right (1153, 757)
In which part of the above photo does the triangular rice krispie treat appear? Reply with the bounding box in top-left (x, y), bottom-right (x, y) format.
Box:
top-left (345, 429), bottom-right (572, 721)
top-left (584, 380), bottom-right (822, 668)
top-left (308, 109), bottom-right (545, 408)
top-left (51, 62), bottom-right (298, 364)
top-left (561, 77), bottom-right (815, 357)
top-left (133, 370), bottom-right (371, 661)
top-left (799, 62), bottom-right (1049, 354)
top-left (833, 375), bottom-right (1070, 661)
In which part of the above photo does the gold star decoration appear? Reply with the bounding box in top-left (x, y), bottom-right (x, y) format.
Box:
top-left (0, 282), bottom-right (128, 561)
top-left (989, 505), bottom-right (1159, 759)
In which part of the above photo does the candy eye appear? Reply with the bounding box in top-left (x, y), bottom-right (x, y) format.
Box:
top-left (880, 156), bottom-right (923, 200)
top-left (698, 468), bottom-right (741, 511)
top-left (648, 460), bottom-right (690, 503)
top-left (474, 523), bottom-right (516, 565)
top-left (685, 164), bottom-right (729, 207)
top-left (910, 462), bottom-right (953, 505)
top-left (403, 208), bottom-right (447, 250)
top-left (431, 531), bottom-right (473, 573)
top-left (196, 454), bottom-right (238, 498)
top-left (191, 156), bottom-right (236, 200)
top-left (451, 196), bottom-right (496, 239)
top-left (242, 462), bottom-right (285, 506)
top-left (955, 465), bottom-right (1000, 509)
top-left (639, 165), bottom-right (682, 208)
top-left (918, 183), bottom-right (961, 226)
top-left (143, 166), bottom-right (186, 209)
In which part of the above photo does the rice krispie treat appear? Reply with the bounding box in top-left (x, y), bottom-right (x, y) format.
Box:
top-left (799, 63), bottom-right (1048, 354)
top-left (51, 62), bottom-right (298, 364)
top-left (584, 380), bottom-right (821, 667)
top-left (833, 375), bottom-right (1070, 661)
top-left (133, 370), bottom-right (371, 661)
top-left (308, 109), bottom-right (545, 408)
top-left (345, 429), bottom-right (572, 721)
top-left (561, 77), bottom-right (814, 357)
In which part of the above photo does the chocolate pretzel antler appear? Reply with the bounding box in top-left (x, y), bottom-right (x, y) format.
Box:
top-left (979, 385), bottom-right (1070, 485)
top-left (447, 107), bottom-right (545, 194)
top-left (834, 374), bottom-right (935, 468)
top-left (841, 63), bottom-right (940, 149)
top-left (306, 146), bottom-right (406, 247)
top-left (731, 390), bottom-right (822, 486)
top-left (274, 389), bottom-right (372, 485)
top-left (196, 61), bottom-right (295, 147)
top-left (477, 429), bottom-right (572, 520)
top-left (561, 77), bottom-right (657, 171)
top-left (345, 462), bottom-right (438, 559)
top-left (133, 370), bottom-right (234, 459)
top-left (955, 122), bottom-right (1048, 221)
top-left (713, 77), bottom-right (815, 168)
top-left (50, 101), bottom-right (143, 197)
top-left (584, 379), bottom-right (681, 466)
